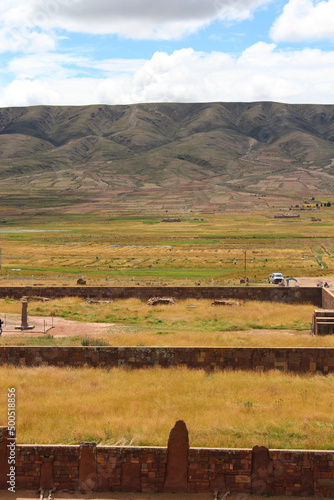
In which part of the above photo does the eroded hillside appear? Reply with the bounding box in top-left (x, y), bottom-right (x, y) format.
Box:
top-left (1, 102), bottom-right (334, 212)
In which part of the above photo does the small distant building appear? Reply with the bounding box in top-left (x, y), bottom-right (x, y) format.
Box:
top-left (162, 218), bottom-right (181, 222)
top-left (274, 213), bottom-right (300, 219)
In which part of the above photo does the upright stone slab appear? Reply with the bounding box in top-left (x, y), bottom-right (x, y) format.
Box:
top-left (251, 445), bottom-right (274, 495)
top-left (0, 427), bottom-right (10, 489)
top-left (15, 300), bottom-right (35, 330)
top-left (163, 420), bottom-right (189, 493)
top-left (121, 462), bottom-right (142, 491)
top-left (21, 300), bottom-right (28, 328)
top-left (79, 442), bottom-right (98, 493)
top-left (301, 469), bottom-right (315, 496)
top-left (40, 454), bottom-right (54, 490)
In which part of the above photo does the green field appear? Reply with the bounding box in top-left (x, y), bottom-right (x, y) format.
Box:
top-left (1, 208), bottom-right (334, 285)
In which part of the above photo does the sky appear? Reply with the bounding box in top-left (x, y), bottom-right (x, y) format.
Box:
top-left (1, 0), bottom-right (334, 107)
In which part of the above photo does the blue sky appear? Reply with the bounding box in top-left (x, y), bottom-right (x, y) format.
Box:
top-left (1, 0), bottom-right (334, 106)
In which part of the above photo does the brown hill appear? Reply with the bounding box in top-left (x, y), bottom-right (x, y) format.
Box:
top-left (0, 101), bottom-right (334, 213)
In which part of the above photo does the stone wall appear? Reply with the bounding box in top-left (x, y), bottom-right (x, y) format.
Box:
top-left (322, 288), bottom-right (334, 309)
top-left (1, 346), bottom-right (333, 374)
top-left (0, 285), bottom-right (323, 305)
top-left (0, 427), bottom-right (10, 489)
top-left (1, 426), bottom-right (333, 497)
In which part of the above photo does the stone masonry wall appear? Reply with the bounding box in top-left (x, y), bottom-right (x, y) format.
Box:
top-left (322, 288), bottom-right (334, 309)
top-left (16, 445), bottom-right (79, 491)
top-left (0, 285), bottom-right (323, 305)
top-left (0, 426), bottom-right (332, 497)
top-left (1, 346), bottom-right (334, 374)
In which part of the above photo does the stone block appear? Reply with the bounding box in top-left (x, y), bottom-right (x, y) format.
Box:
top-left (79, 442), bottom-right (98, 492)
top-left (164, 420), bottom-right (189, 493)
top-left (251, 445), bottom-right (274, 495)
top-left (121, 462), bottom-right (141, 491)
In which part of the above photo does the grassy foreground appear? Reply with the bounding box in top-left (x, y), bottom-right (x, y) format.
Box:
top-left (1, 366), bottom-right (333, 450)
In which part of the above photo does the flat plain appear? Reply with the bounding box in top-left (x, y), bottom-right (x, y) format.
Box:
top-left (1, 207), bottom-right (334, 285)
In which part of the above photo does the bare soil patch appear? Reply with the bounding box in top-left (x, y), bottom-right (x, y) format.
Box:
top-left (1, 314), bottom-right (121, 337)
top-left (295, 276), bottom-right (334, 287)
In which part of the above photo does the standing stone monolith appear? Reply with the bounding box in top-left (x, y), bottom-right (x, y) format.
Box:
top-left (21, 300), bottom-right (28, 328)
top-left (251, 445), bottom-right (274, 495)
top-left (40, 455), bottom-right (54, 490)
top-left (15, 300), bottom-right (35, 330)
top-left (163, 420), bottom-right (189, 493)
top-left (0, 428), bottom-right (10, 489)
top-left (79, 442), bottom-right (98, 493)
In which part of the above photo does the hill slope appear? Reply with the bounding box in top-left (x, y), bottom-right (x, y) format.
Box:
top-left (1, 101), bottom-right (334, 213)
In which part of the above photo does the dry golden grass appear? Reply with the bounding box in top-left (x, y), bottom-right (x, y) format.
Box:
top-left (0, 298), bottom-right (315, 331)
top-left (0, 297), bottom-right (329, 347)
top-left (1, 329), bottom-right (334, 348)
top-left (1, 366), bottom-right (333, 450)
top-left (89, 330), bottom-right (334, 348)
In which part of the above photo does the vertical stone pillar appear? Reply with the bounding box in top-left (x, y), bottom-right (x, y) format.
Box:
top-left (163, 420), bottom-right (189, 493)
top-left (16, 300), bottom-right (34, 330)
top-left (251, 445), bottom-right (274, 495)
top-left (40, 455), bottom-right (54, 490)
top-left (79, 442), bottom-right (98, 493)
top-left (0, 427), bottom-right (10, 489)
top-left (21, 300), bottom-right (28, 328)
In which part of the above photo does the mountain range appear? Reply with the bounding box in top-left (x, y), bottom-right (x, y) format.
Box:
top-left (1, 101), bottom-right (334, 213)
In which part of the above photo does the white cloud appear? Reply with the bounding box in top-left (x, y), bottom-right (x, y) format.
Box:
top-left (8, 53), bottom-right (74, 79)
top-left (0, 26), bottom-right (56, 54)
top-left (2, 44), bottom-right (334, 107)
top-left (271, 0), bottom-right (334, 42)
top-left (53, 0), bottom-right (272, 38)
top-left (0, 0), bottom-right (57, 53)
top-left (7, 53), bottom-right (148, 80)
top-left (0, 0), bottom-right (273, 42)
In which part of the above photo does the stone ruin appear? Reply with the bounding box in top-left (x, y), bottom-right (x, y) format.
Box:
top-left (147, 296), bottom-right (177, 306)
top-left (15, 300), bottom-right (35, 331)
top-left (211, 299), bottom-right (241, 306)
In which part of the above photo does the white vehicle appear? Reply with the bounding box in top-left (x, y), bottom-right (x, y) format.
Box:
top-left (268, 273), bottom-right (284, 284)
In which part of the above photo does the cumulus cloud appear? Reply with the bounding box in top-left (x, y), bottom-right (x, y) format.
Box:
top-left (2, 44), bottom-right (334, 107)
top-left (0, 1), bottom-right (58, 53)
top-left (271, 0), bottom-right (334, 42)
top-left (1, 0), bottom-right (273, 42)
top-left (0, 29), bottom-right (56, 54)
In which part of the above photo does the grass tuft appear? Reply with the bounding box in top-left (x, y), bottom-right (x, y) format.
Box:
top-left (81, 336), bottom-right (110, 346)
